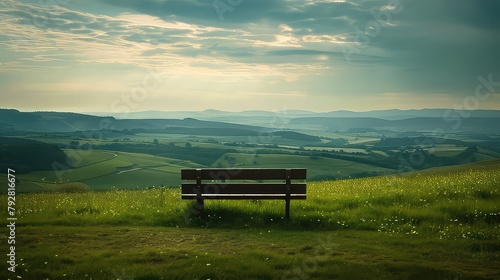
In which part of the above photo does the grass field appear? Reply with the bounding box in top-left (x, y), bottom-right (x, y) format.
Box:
top-left (407, 158), bottom-right (500, 176)
top-left (279, 146), bottom-right (371, 154)
top-left (1, 163), bottom-right (499, 279)
top-left (11, 147), bottom-right (397, 193)
top-left (13, 150), bottom-right (202, 191)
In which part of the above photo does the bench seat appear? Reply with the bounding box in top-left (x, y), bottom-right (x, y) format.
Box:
top-left (181, 168), bottom-right (307, 219)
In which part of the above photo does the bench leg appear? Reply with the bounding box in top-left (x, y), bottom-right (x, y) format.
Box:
top-left (285, 198), bottom-right (290, 220)
top-left (197, 197), bottom-right (204, 218)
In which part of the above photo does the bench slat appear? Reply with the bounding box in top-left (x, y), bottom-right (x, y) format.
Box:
top-left (181, 194), bottom-right (307, 200)
top-left (181, 183), bottom-right (306, 195)
top-left (181, 168), bottom-right (306, 180)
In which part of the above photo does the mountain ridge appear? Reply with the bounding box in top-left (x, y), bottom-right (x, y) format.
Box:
top-left (85, 108), bottom-right (500, 120)
top-left (2, 108), bottom-right (500, 134)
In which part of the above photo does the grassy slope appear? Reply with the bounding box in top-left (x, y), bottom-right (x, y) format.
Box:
top-left (1, 163), bottom-right (499, 279)
top-left (406, 158), bottom-right (500, 176)
top-left (8, 139), bottom-right (498, 192)
top-left (9, 147), bottom-right (392, 191)
top-left (13, 150), bottom-right (202, 191)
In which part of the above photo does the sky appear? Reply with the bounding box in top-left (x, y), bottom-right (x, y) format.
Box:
top-left (1, 0), bottom-right (500, 113)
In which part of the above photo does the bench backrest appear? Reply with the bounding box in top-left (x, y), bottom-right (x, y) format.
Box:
top-left (181, 168), bottom-right (307, 199)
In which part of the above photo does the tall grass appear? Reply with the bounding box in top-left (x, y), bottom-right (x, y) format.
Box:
top-left (3, 169), bottom-right (499, 240)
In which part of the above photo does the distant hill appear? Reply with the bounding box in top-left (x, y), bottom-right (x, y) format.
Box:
top-left (3, 108), bottom-right (500, 134)
top-left (323, 109), bottom-right (500, 120)
top-left (0, 109), bottom-right (264, 134)
top-left (288, 117), bottom-right (500, 134)
top-left (89, 108), bottom-right (500, 121)
top-left (0, 136), bottom-right (70, 173)
top-left (273, 131), bottom-right (321, 142)
top-left (0, 109), bottom-right (114, 132)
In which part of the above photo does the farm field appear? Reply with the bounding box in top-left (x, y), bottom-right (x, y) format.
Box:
top-left (279, 146), bottom-right (371, 154)
top-left (1, 164), bottom-right (499, 279)
top-left (5, 125), bottom-right (500, 195)
top-left (431, 145), bottom-right (467, 157)
top-left (11, 150), bottom-right (202, 191)
top-left (212, 153), bottom-right (392, 180)
top-left (8, 139), bottom-right (403, 192)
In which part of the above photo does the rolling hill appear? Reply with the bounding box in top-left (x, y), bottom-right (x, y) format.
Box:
top-left (0, 109), bottom-right (264, 133)
top-left (5, 108), bottom-right (500, 134)
top-left (288, 117), bottom-right (500, 133)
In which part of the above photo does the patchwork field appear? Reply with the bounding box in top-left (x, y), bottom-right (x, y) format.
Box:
top-left (10, 146), bottom-right (398, 192)
top-left (212, 153), bottom-right (392, 180)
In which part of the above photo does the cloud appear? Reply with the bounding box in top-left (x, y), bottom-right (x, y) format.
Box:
top-left (1, 0), bottom-right (323, 81)
top-left (1, 0), bottom-right (499, 112)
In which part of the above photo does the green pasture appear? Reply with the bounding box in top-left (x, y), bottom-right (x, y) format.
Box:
top-left (12, 147), bottom-right (395, 192)
top-left (407, 158), bottom-right (500, 176)
top-left (425, 145), bottom-right (497, 161)
top-left (212, 153), bottom-right (392, 179)
top-left (13, 150), bottom-right (202, 191)
top-left (303, 147), bottom-right (369, 153)
top-left (1, 165), bottom-right (499, 279)
top-left (431, 145), bottom-right (466, 157)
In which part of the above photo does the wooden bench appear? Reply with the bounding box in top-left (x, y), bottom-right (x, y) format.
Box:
top-left (181, 168), bottom-right (307, 219)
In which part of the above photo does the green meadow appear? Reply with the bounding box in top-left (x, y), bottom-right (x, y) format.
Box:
top-left (12, 150), bottom-right (203, 191)
top-left (12, 147), bottom-right (396, 192)
top-left (1, 163), bottom-right (499, 279)
top-left (212, 152), bottom-right (392, 179)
